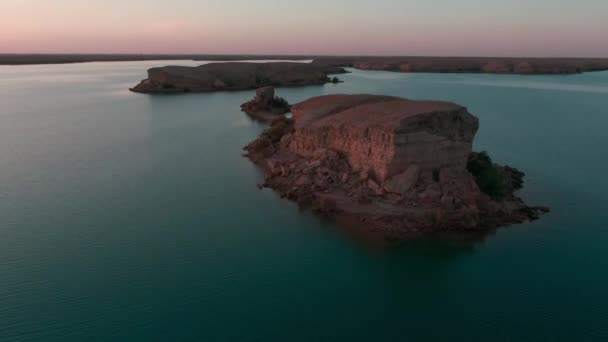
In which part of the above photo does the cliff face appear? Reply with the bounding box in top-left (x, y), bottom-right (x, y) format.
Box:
top-left (130, 62), bottom-right (344, 94)
top-left (244, 94), bottom-right (548, 237)
top-left (289, 95), bottom-right (479, 182)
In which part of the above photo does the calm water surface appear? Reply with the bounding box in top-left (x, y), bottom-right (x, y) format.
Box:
top-left (1, 61), bottom-right (607, 341)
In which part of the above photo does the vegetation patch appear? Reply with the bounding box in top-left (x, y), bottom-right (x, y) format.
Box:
top-left (270, 96), bottom-right (290, 109)
top-left (467, 152), bottom-right (505, 200)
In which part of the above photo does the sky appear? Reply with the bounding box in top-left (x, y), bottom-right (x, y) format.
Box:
top-left (1, 0), bottom-right (607, 57)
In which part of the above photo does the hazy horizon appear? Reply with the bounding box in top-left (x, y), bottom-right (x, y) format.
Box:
top-left (1, 0), bottom-right (608, 57)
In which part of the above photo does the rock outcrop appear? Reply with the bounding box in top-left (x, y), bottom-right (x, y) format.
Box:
top-left (244, 94), bottom-right (548, 238)
top-left (129, 62), bottom-right (345, 94)
top-left (240, 87), bottom-right (291, 121)
top-left (289, 95), bottom-right (478, 181)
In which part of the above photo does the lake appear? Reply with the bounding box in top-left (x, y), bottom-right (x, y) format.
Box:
top-left (1, 61), bottom-right (607, 341)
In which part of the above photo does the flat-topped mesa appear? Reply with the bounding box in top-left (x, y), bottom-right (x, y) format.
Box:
top-left (244, 94), bottom-right (548, 237)
top-left (289, 95), bottom-right (478, 182)
top-left (129, 62), bottom-right (345, 94)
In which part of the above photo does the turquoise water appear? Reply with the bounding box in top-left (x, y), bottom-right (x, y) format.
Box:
top-left (1, 61), bottom-right (607, 341)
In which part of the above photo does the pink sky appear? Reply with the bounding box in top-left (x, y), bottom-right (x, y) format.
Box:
top-left (1, 0), bottom-right (607, 57)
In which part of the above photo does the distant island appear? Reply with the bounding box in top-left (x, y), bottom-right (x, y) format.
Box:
top-left (3, 54), bottom-right (608, 75)
top-left (313, 56), bottom-right (608, 75)
top-left (129, 62), bottom-right (346, 94)
top-left (244, 94), bottom-right (548, 237)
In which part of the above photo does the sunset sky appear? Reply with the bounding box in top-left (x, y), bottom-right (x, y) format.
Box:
top-left (1, 0), bottom-right (607, 57)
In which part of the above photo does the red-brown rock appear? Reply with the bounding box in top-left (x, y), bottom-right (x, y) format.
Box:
top-left (244, 95), bottom-right (548, 238)
top-left (289, 95), bottom-right (478, 181)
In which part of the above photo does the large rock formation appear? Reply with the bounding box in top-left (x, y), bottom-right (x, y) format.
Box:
top-left (244, 95), bottom-right (548, 238)
top-left (289, 95), bottom-right (478, 181)
top-left (130, 62), bottom-right (345, 94)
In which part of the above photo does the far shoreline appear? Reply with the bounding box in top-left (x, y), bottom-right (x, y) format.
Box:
top-left (3, 54), bottom-right (608, 75)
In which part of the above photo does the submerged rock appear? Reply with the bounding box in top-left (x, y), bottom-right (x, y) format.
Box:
top-left (244, 94), bottom-right (548, 238)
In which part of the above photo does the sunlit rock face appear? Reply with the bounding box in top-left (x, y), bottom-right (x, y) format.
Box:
top-left (289, 94), bottom-right (479, 182)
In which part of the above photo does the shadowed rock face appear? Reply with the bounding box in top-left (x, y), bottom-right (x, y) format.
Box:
top-left (244, 94), bottom-right (548, 238)
top-left (289, 95), bottom-right (479, 182)
top-left (129, 62), bottom-right (344, 94)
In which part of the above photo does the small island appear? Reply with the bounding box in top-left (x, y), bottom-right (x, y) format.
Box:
top-left (129, 62), bottom-right (346, 94)
top-left (240, 86), bottom-right (291, 122)
top-left (244, 94), bottom-right (548, 237)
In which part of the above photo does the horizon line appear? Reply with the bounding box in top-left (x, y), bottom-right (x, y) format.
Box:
top-left (1, 53), bottom-right (608, 59)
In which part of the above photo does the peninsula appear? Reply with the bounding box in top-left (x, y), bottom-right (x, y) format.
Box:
top-left (244, 94), bottom-right (548, 237)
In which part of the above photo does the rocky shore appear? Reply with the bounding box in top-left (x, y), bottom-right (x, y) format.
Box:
top-left (244, 94), bottom-right (548, 238)
top-left (129, 62), bottom-right (345, 94)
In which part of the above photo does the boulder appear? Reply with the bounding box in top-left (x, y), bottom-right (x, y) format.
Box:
top-left (383, 164), bottom-right (421, 195)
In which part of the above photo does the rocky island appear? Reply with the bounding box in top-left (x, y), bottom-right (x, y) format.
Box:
top-left (240, 86), bottom-right (291, 122)
top-left (129, 62), bottom-right (345, 94)
top-left (244, 94), bottom-right (548, 237)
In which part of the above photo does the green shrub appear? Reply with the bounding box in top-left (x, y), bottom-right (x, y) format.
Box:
top-left (270, 96), bottom-right (289, 108)
top-left (467, 152), bottom-right (505, 200)
top-left (331, 77), bottom-right (340, 83)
